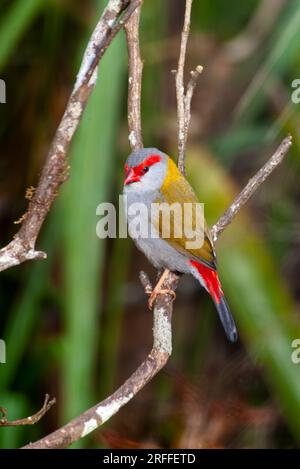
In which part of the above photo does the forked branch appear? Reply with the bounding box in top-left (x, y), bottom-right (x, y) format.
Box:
top-left (0, 395), bottom-right (55, 427)
top-left (175, 0), bottom-right (204, 175)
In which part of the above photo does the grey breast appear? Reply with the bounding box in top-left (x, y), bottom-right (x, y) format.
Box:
top-left (124, 188), bottom-right (191, 273)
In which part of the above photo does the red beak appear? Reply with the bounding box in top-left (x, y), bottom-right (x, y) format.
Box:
top-left (124, 168), bottom-right (140, 185)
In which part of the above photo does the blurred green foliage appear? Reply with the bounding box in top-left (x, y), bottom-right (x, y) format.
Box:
top-left (188, 149), bottom-right (300, 439)
top-left (193, 0), bottom-right (259, 38)
top-left (236, 0), bottom-right (300, 124)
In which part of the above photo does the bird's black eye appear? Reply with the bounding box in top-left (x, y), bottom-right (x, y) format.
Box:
top-left (143, 166), bottom-right (149, 173)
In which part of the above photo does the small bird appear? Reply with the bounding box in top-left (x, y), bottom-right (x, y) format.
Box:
top-left (123, 148), bottom-right (237, 343)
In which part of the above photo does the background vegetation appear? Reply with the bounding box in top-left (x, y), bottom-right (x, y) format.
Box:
top-left (1, 0), bottom-right (300, 448)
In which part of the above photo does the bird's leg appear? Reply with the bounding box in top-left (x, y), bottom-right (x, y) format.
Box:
top-left (148, 269), bottom-right (176, 310)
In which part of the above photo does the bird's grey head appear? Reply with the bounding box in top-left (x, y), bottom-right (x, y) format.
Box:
top-left (123, 148), bottom-right (168, 193)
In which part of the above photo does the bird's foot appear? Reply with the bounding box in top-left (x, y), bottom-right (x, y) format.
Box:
top-left (148, 287), bottom-right (176, 310)
top-left (147, 268), bottom-right (176, 309)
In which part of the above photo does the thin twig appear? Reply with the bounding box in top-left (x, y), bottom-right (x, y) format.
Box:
top-left (0, 395), bottom-right (55, 427)
top-left (151, 0), bottom-right (200, 323)
top-left (0, 0), bottom-right (142, 273)
top-left (184, 65), bottom-right (203, 141)
top-left (125, 4), bottom-right (144, 151)
top-left (211, 135), bottom-right (292, 242)
top-left (176, 0), bottom-right (194, 175)
top-left (139, 270), bottom-right (153, 295)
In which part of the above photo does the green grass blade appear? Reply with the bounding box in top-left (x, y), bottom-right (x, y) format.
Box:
top-left (235, 0), bottom-right (300, 123)
top-left (0, 217), bottom-right (57, 392)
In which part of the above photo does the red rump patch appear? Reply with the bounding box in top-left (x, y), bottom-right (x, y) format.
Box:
top-left (190, 260), bottom-right (223, 303)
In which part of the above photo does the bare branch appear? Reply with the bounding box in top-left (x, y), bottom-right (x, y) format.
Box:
top-left (176, 0), bottom-right (194, 175)
top-left (22, 0), bottom-right (180, 450)
top-left (211, 135), bottom-right (292, 242)
top-left (125, 4), bottom-right (144, 151)
top-left (0, 395), bottom-right (55, 427)
top-left (23, 273), bottom-right (179, 449)
top-left (148, 1), bottom-right (200, 354)
top-left (0, 0), bottom-right (142, 273)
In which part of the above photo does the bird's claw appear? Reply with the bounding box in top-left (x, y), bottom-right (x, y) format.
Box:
top-left (148, 288), bottom-right (176, 310)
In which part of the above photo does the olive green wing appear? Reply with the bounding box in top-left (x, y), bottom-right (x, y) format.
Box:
top-left (153, 175), bottom-right (217, 270)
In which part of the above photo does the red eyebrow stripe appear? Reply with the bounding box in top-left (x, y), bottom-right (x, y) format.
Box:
top-left (143, 154), bottom-right (161, 166)
top-left (134, 154), bottom-right (161, 173)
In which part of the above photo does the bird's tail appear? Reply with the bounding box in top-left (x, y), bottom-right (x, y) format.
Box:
top-left (190, 260), bottom-right (238, 343)
top-left (213, 294), bottom-right (237, 343)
